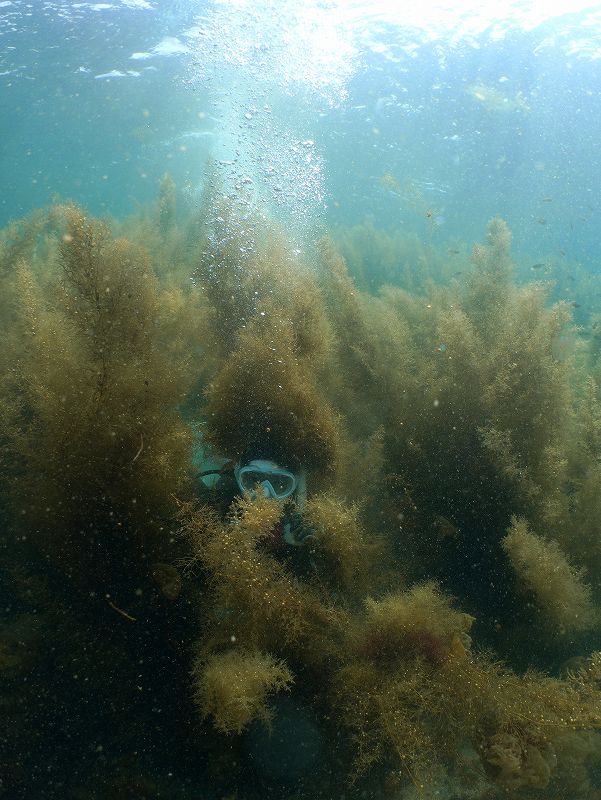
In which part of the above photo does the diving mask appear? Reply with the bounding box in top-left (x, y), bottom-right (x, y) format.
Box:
top-left (234, 460), bottom-right (297, 501)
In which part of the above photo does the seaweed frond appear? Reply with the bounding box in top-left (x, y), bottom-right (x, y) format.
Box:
top-left (503, 516), bottom-right (598, 633)
top-left (192, 648), bottom-right (293, 734)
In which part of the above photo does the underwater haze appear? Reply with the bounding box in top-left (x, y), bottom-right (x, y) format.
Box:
top-left (3, 1), bottom-right (601, 798)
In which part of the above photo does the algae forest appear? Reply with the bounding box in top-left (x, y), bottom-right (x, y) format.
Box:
top-left (3, 2), bottom-right (601, 799)
top-left (1, 179), bottom-right (601, 799)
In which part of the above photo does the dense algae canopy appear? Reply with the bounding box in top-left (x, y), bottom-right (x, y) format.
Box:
top-left (1, 193), bottom-right (601, 799)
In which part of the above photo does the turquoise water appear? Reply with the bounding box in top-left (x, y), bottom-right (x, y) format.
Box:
top-left (3, 2), bottom-right (601, 798)
top-left (3, 1), bottom-right (601, 261)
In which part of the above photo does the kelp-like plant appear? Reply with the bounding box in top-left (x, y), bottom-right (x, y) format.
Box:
top-left (547, 374), bottom-right (601, 601)
top-left (333, 215), bottom-right (455, 294)
top-left (334, 642), bottom-right (601, 793)
top-left (192, 649), bottom-right (293, 735)
top-left (180, 492), bottom-right (378, 736)
top-left (303, 494), bottom-right (385, 598)
top-left (195, 202), bottom-right (332, 362)
top-left (1, 205), bottom-right (203, 589)
top-left (197, 209), bottom-right (601, 666)
top-left (503, 516), bottom-right (598, 634)
top-left (333, 586), bottom-right (601, 793)
top-left (383, 217), bottom-right (574, 527)
top-left (198, 204), bottom-right (343, 478)
top-left (181, 493), bottom-right (350, 663)
top-left (179, 492), bottom-right (601, 795)
top-left (2, 189), bottom-right (601, 799)
top-left (318, 218), bottom-right (584, 650)
top-left (203, 320), bottom-right (341, 474)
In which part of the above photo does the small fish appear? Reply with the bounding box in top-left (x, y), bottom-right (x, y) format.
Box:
top-left (447, 248), bottom-right (460, 255)
top-left (536, 217), bottom-right (547, 225)
top-left (436, 343), bottom-right (447, 353)
top-left (541, 196), bottom-right (553, 202)
top-left (530, 263), bottom-right (546, 270)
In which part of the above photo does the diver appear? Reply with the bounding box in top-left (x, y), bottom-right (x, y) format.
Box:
top-left (196, 451), bottom-right (324, 785)
top-left (234, 459), bottom-right (313, 547)
top-left (197, 454), bottom-right (316, 560)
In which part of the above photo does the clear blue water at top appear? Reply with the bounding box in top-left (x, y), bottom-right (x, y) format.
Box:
top-left (2, 0), bottom-right (601, 267)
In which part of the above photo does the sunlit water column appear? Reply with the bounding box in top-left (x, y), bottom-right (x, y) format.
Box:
top-left (184, 0), bottom-right (359, 250)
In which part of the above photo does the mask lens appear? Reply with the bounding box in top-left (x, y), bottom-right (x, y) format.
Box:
top-left (239, 470), bottom-right (270, 492)
top-left (238, 467), bottom-right (296, 499)
top-left (267, 472), bottom-right (295, 496)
